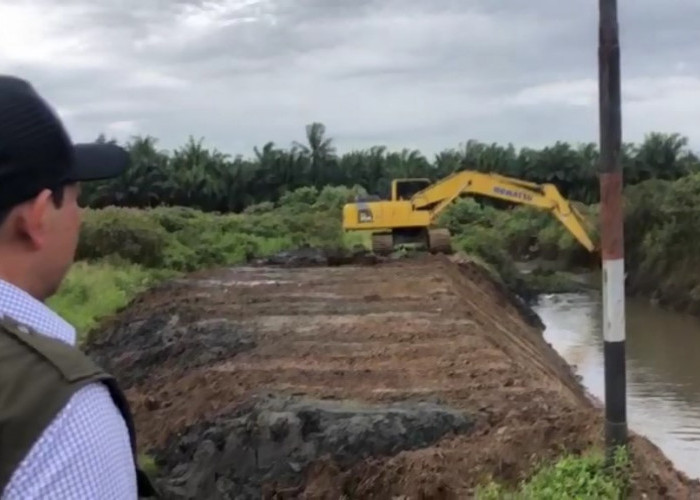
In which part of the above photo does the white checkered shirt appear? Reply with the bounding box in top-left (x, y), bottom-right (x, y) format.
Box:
top-left (0, 278), bottom-right (137, 499)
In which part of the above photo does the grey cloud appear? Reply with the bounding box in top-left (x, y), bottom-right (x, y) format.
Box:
top-left (3, 0), bottom-right (700, 156)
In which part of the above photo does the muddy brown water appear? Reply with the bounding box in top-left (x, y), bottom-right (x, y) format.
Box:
top-left (536, 289), bottom-right (700, 480)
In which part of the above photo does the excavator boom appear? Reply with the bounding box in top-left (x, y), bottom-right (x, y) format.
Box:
top-left (410, 170), bottom-right (596, 252)
top-left (342, 170), bottom-right (597, 255)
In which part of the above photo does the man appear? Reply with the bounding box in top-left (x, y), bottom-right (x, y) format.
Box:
top-left (0, 76), bottom-right (156, 498)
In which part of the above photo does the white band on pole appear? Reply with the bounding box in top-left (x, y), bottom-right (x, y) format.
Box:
top-left (603, 258), bottom-right (626, 343)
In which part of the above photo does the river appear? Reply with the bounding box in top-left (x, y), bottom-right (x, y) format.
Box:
top-left (535, 290), bottom-right (700, 479)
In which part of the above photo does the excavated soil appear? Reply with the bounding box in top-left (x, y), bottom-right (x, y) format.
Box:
top-left (87, 253), bottom-right (700, 499)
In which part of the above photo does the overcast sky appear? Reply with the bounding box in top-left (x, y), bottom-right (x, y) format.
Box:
top-left (2, 0), bottom-right (699, 157)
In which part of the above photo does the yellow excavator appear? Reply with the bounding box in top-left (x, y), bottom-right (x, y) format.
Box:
top-left (342, 170), bottom-right (597, 255)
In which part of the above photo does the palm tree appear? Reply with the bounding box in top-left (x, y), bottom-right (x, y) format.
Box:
top-left (293, 122), bottom-right (337, 186)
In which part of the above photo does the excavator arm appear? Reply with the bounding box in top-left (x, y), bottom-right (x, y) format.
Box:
top-left (410, 170), bottom-right (598, 252)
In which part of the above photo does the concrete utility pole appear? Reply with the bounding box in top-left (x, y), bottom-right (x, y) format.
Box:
top-left (598, 0), bottom-right (627, 454)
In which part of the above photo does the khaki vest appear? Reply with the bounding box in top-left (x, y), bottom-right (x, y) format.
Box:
top-left (0, 315), bottom-right (158, 498)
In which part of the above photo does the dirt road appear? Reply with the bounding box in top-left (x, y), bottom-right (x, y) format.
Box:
top-left (87, 253), bottom-right (699, 499)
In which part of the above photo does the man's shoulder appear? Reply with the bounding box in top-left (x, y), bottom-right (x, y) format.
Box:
top-left (0, 314), bottom-right (104, 424)
top-left (2, 383), bottom-right (138, 500)
top-left (0, 315), bottom-right (130, 494)
top-left (0, 313), bottom-right (109, 386)
top-left (51, 382), bottom-right (136, 457)
top-left (23, 382), bottom-right (134, 463)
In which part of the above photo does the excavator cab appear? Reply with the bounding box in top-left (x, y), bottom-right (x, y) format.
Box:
top-left (391, 178), bottom-right (431, 201)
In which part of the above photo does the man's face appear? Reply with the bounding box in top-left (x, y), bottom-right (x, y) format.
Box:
top-left (0, 182), bottom-right (84, 299)
top-left (42, 183), bottom-right (82, 296)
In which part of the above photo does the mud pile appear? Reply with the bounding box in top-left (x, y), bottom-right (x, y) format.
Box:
top-left (156, 394), bottom-right (473, 499)
top-left (250, 246), bottom-right (380, 268)
top-left (86, 253), bottom-right (700, 499)
top-left (88, 315), bottom-right (257, 389)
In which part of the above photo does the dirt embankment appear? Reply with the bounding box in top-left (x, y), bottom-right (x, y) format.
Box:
top-left (86, 253), bottom-right (699, 499)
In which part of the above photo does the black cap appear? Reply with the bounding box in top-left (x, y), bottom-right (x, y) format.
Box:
top-left (0, 75), bottom-right (130, 211)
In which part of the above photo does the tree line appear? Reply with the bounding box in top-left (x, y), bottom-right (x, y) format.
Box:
top-left (81, 122), bottom-right (700, 213)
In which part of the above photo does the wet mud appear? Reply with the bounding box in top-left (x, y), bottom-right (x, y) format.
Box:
top-left (156, 394), bottom-right (473, 499)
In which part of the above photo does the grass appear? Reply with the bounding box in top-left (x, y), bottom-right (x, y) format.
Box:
top-left (46, 259), bottom-right (177, 344)
top-left (476, 447), bottom-right (631, 499)
top-left (138, 453), bottom-right (159, 477)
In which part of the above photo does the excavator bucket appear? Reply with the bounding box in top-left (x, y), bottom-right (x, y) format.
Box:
top-left (569, 201), bottom-right (600, 249)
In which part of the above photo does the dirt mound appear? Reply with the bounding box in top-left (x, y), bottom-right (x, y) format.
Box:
top-left (155, 393), bottom-right (473, 499)
top-left (86, 254), bottom-right (700, 499)
top-left (448, 253), bottom-right (545, 330)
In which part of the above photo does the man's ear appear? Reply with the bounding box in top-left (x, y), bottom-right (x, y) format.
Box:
top-left (15, 189), bottom-right (54, 249)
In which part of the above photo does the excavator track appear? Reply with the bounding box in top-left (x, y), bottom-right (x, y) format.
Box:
top-left (371, 233), bottom-right (394, 255)
top-left (428, 228), bottom-right (452, 254)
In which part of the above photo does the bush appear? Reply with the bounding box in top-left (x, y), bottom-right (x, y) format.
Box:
top-left (623, 178), bottom-right (673, 275)
top-left (278, 186), bottom-right (319, 207)
top-left (242, 201), bottom-right (275, 214)
top-left (476, 447), bottom-right (630, 499)
top-left (438, 198), bottom-right (495, 234)
top-left (313, 185), bottom-right (367, 212)
top-left (78, 207), bottom-right (171, 267)
top-left (439, 198), bottom-right (598, 265)
top-left (453, 227), bottom-right (534, 296)
top-left (620, 174), bottom-right (700, 311)
top-left (454, 226), bottom-right (510, 268)
top-left (75, 186), bottom-right (352, 273)
top-left (148, 205), bottom-right (208, 232)
top-left (497, 207), bottom-right (552, 257)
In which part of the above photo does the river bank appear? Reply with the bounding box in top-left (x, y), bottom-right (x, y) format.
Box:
top-left (82, 253), bottom-right (698, 498)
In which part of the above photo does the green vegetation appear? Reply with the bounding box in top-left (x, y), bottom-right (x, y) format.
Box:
top-left (50, 185), bottom-right (369, 342)
top-left (437, 197), bottom-right (597, 296)
top-left (49, 185), bottom-right (588, 341)
top-left (47, 260), bottom-right (173, 341)
top-left (48, 127), bottom-right (700, 340)
top-left (82, 126), bottom-right (697, 212)
top-left (439, 197), bottom-right (597, 264)
top-left (76, 184), bottom-right (366, 272)
top-left (622, 172), bottom-right (700, 314)
top-left (443, 171), bottom-right (700, 316)
top-left (138, 453), bottom-right (159, 478)
top-left (476, 447), bottom-right (630, 499)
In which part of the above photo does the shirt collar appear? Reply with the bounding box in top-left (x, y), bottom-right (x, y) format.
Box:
top-left (0, 278), bottom-right (76, 346)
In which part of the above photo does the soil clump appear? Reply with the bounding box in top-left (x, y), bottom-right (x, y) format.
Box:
top-left (155, 393), bottom-right (474, 499)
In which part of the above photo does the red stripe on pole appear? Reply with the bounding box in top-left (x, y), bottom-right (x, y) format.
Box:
top-left (600, 171), bottom-right (624, 260)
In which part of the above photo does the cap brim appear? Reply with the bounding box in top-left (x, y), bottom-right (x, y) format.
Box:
top-left (67, 142), bottom-right (130, 182)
